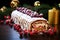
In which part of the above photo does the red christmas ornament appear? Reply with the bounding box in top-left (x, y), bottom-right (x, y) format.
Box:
top-left (16, 27), bottom-right (20, 31)
top-left (48, 28), bottom-right (54, 35)
top-left (17, 24), bottom-right (21, 28)
top-left (0, 20), bottom-right (4, 24)
top-left (4, 16), bottom-right (7, 19)
top-left (24, 30), bottom-right (28, 34)
top-left (14, 26), bottom-right (17, 30)
top-left (15, 26), bottom-right (18, 30)
top-left (29, 31), bottom-right (34, 36)
top-left (32, 29), bottom-right (38, 34)
top-left (5, 19), bottom-right (10, 24)
top-left (19, 32), bottom-right (23, 35)
top-left (30, 32), bottom-right (33, 35)
top-left (13, 24), bottom-right (18, 30)
top-left (54, 27), bottom-right (57, 33)
top-left (14, 24), bottom-right (21, 31)
top-left (13, 24), bottom-right (17, 27)
top-left (7, 16), bottom-right (11, 19)
top-left (18, 29), bottom-right (22, 32)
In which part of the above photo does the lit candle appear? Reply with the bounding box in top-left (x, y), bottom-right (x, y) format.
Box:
top-left (48, 7), bottom-right (59, 24)
top-left (48, 7), bottom-right (59, 32)
top-left (48, 8), bottom-right (55, 24)
top-left (54, 10), bottom-right (59, 24)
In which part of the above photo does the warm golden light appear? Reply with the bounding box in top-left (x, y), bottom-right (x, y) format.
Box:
top-left (34, 1), bottom-right (40, 6)
top-left (10, 0), bottom-right (19, 8)
top-left (0, 6), bottom-right (7, 12)
top-left (58, 3), bottom-right (60, 7)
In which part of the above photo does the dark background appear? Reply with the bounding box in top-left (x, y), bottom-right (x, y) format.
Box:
top-left (0, 0), bottom-right (60, 8)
